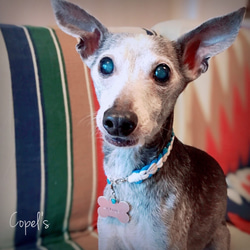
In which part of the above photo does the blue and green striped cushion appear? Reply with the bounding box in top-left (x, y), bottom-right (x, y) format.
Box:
top-left (0, 24), bottom-right (104, 250)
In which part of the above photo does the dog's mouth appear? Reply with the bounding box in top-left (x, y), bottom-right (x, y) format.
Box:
top-left (104, 135), bottom-right (139, 147)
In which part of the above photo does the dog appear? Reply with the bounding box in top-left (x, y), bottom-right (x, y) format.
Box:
top-left (51, 1), bottom-right (245, 249)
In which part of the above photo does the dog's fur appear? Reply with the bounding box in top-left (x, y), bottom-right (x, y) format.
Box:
top-left (51, 1), bottom-right (245, 249)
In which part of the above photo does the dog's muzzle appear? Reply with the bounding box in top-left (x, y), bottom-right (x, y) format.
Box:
top-left (102, 108), bottom-right (138, 147)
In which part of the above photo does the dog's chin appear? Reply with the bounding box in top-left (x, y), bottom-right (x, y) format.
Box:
top-left (104, 135), bottom-right (139, 147)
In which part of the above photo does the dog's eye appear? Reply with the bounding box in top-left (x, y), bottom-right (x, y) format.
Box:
top-left (100, 57), bottom-right (114, 75)
top-left (153, 64), bottom-right (170, 84)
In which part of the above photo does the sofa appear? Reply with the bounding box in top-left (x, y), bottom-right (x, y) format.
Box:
top-left (0, 19), bottom-right (250, 249)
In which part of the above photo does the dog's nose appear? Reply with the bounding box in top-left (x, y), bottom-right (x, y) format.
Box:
top-left (103, 109), bottom-right (138, 137)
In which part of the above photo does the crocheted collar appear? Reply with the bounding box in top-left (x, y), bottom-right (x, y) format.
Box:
top-left (99, 132), bottom-right (175, 213)
top-left (107, 131), bottom-right (175, 185)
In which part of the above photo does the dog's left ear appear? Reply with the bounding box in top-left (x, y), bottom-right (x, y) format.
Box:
top-left (51, 0), bottom-right (108, 60)
top-left (177, 7), bottom-right (246, 81)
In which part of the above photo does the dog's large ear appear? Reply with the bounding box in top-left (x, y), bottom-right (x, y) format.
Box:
top-left (51, 0), bottom-right (108, 60)
top-left (177, 7), bottom-right (245, 81)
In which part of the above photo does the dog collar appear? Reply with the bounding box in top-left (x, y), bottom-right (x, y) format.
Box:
top-left (107, 131), bottom-right (175, 186)
top-left (98, 132), bottom-right (175, 223)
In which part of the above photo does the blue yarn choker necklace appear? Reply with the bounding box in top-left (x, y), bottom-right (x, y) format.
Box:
top-left (107, 132), bottom-right (175, 204)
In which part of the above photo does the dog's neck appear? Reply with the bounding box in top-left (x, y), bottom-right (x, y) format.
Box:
top-left (103, 113), bottom-right (174, 179)
top-left (141, 112), bottom-right (174, 164)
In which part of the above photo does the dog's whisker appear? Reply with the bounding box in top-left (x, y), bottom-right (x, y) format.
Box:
top-left (77, 114), bottom-right (91, 126)
top-left (77, 111), bottom-right (98, 126)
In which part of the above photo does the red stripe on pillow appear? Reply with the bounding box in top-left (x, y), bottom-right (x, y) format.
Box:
top-left (86, 68), bottom-right (105, 229)
top-left (228, 212), bottom-right (250, 234)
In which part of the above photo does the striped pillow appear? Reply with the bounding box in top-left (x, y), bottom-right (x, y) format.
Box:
top-left (0, 24), bottom-right (105, 249)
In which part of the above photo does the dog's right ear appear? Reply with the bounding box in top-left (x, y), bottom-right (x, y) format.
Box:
top-left (51, 0), bottom-right (108, 60)
top-left (176, 7), bottom-right (245, 82)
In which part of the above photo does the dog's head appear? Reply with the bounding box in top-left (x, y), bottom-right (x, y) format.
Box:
top-left (52, 0), bottom-right (245, 148)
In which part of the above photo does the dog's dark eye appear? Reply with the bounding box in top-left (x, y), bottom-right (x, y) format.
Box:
top-left (100, 57), bottom-right (114, 75)
top-left (153, 64), bottom-right (170, 84)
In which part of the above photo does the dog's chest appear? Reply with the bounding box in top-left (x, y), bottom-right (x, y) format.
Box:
top-left (99, 181), bottom-right (172, 248)
top-left (98, 202), bottom-right (168, 249)
top-left (111, 219), bottom-right (166, 249)
top-left (99, 148), bottom-right (176, 248)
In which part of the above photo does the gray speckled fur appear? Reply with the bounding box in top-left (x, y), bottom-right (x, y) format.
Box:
top-left (51, 1), bottom-right (246, 249)
top-left (99, 119), bottom-right (229, 250)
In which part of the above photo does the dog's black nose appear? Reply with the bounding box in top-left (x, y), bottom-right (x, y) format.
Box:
top-left (103, 109), bottom-right (138, 137)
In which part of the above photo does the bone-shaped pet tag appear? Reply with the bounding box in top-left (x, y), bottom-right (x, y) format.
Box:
top-left (97, 196), bottom-right (130, 223)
